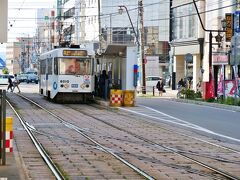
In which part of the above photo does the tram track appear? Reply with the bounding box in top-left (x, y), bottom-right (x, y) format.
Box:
top-left (91, 103), bottom-right (240, 154)
top-left (7, 100), bottom-right (65, 180)
top-left (10, 93), bottom-right (154, 180)
top-left (10, 93), bottom-right (240, 179)
top-left (68, 104), bottom-right (240, 180)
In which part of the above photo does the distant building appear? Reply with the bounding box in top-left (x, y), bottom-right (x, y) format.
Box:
top-left (36, 8), bottom-right (56, 53)
top-left (6, 42), bottom-right (21, 74)
top-left (170, 0), bottom-right (234, 96)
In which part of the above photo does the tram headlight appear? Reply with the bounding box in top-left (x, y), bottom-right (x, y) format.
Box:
top-left (64, 84), bottom-right (70, 88)
top-left (60, 84), bottom-right (69, 89)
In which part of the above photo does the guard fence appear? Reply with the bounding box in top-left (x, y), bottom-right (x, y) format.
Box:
top-left (137, 86), bottom-right (166, 96)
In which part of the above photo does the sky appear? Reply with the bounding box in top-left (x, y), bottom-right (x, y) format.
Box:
top-left (0, 0), bottom-right (56, 60)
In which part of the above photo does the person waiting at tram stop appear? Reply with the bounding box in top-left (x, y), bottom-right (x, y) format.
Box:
top-left (99, 70), bottom-right (109, 99)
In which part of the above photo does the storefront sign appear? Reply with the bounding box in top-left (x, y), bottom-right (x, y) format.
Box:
top-left (225, 13), bottom-right (234, 42)
top-left (212, 53), bottom-right (228, 65)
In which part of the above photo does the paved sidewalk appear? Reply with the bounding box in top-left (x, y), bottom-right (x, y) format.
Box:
top-left (137, 87), bottom-right (178, 98)
top-left (0, 153), bottom-right (22, 180)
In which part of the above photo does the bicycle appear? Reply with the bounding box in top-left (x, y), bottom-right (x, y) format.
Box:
top-left (176, 85), bottom-right (185, 98)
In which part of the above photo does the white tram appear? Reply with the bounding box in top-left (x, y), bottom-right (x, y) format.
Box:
top-left (39, 47), bottom-right (94, 102)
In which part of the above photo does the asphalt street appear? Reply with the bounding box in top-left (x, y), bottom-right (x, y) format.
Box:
top-left (136, 97), bottom-right (240, 140)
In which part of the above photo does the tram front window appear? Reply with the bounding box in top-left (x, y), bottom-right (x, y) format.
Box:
top-left (59, 58), bottom-right (90, 75)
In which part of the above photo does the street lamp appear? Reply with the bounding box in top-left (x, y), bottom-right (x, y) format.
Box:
top-left (221, 19), bottom-right (227, 31)
top-left (118, 4), bottom-right (146, 94)
top-left (118, 5), bottom-right (139, 45)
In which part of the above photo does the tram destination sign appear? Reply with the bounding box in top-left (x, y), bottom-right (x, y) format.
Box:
top-left (63, 50), bottom-right (87, 56)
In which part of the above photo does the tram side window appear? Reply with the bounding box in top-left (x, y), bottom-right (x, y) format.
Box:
top-left (40, 60), bottom-right (46, 74)
top-left (47, 58), bottom-right (52, 75)
top-left (54, 58), bottom-right (58, 75)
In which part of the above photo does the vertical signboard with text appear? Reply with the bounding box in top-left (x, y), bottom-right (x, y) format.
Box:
top-left (225, 13), bottom-right (234, 42)
top-left (0, 0), bottom-right (8, 43)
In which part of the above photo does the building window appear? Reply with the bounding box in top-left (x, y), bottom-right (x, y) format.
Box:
top-left (94, 16), bottom-right (97, 23)
top-left (63, 0), bottom-right (70, 4)
top-left (63, 7), bottom-right (75, 20)
top-left (172, 3), bottom-right (197, 40)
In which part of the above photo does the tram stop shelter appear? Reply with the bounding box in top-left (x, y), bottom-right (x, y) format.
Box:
top-left (97, 44), bottom-right (138, 91)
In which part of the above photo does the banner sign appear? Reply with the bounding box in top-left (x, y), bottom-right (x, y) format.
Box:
top-left (234, 11), bottom-right (240, 33)
top-left (224, 80), bottom-right (236, 97)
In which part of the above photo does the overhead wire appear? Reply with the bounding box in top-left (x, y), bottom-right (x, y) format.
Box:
top-left (8, 1), bottom-right (238, 30)
top-left (6, 0), bottom-right (238, 44)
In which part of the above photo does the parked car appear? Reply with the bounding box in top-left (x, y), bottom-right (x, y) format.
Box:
top-left (26, 73), bottom-right (39, 84)
top-left (146, 76), bottom-right (161, 88)
top-left (145, 76), bottom-right (163, 92)
top-left (0, 74), bottom-right (14, 85)
top-left (17, 73), bottom-right (28, 82)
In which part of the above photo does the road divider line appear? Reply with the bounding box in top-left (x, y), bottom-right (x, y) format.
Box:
top-left (119, 106), bottom-right (240, 143)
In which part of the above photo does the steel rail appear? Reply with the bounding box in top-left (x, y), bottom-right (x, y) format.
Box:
top-left (16, 94), bottom-right (155, 180)
top-left (120, 105), bottom-right (240, 154)
top-left (76, 104), bottom-right (240, 180)
top-left (16, 93), bottom-right (240, 180)
top-left (6, 100), bottom-right (65, 180)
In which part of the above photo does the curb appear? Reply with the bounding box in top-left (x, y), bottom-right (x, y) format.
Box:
top-left (171, 98), bottom-right (240, 112)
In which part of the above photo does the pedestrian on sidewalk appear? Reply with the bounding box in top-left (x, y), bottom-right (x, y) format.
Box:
top-left (7, 76), bottom-right (13, 92)
top-left (12, 74), bottom-right (21, 93)
top-left (178, 78), bottom-right (185, 88)
top-left (156, 78), bottom-right (164, 96)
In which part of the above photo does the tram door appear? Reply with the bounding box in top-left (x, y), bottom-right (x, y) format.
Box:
top-left (45, 58), bottom-right (52, 98)
top-left (40, 59), bottom-right (47, 96)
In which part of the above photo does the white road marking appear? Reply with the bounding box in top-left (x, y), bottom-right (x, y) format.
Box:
top-left (119, 106), bottom-right (240, 143)
top-left (159, 99), bottom-right (237, 113)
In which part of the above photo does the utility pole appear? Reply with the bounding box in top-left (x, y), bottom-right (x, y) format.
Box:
top-left (139, 0), bottom-right (146, 94)
top-left (98, 0), bottom-right (102, 54)
top-left (27, 34), bottom-right (30, 69)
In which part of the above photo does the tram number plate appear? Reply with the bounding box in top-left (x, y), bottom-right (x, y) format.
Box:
top-left (71, 84), bottom-right (78, 88)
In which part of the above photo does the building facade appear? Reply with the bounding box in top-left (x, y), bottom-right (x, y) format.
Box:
top-left (55, 0), bottom-right (170, 81)
top-left (170, 0), bottom-right (204, 91)
top-left (170, 0), bottom-right (235, 97)
top-left (6, 42), bottom-right (21, 74)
